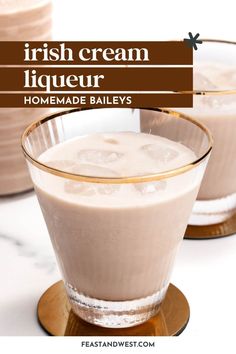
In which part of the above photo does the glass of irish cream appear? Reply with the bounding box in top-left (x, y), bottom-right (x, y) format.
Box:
top-left (22, 108), bottom-right (212, 328)
top-left (179, 40), bottom-right (236, 231)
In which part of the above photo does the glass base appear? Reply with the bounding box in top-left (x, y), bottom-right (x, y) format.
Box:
top-left (65, 283), bottom-right (168, 328)
top-left (189, 193), bottom-right (236, 226)
top-left (37, 281), bottom-right (190, 336)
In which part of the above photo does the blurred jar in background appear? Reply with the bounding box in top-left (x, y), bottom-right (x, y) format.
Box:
top-left (0, 0), bottom-right (52, 196)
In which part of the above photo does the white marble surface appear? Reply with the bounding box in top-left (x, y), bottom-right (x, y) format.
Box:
top-left (0, 190), bottom-right (236, 336)
top-left (0, 191), bottom-right (59, 336)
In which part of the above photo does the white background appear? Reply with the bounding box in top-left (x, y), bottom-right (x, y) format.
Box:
top-left (1, 0), bottom-right (236, 353)
top-left (53, 0), bottom-right (236, 41)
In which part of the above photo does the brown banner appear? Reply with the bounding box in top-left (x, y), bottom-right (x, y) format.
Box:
top-left (0, 93), bottom-right (192, 108)
top-left (0, 67), bottom-right (192, 92)
top-left (0, 41), bottom-right (192, 65)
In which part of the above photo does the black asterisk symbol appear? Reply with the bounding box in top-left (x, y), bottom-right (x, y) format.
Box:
top-left (184, 32), bottom-right (202, 50)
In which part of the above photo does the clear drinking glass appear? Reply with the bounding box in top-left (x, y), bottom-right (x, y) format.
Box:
top-left (0, 0), bottom-right (52, 196)
top-left (178, 40), bottom-right (236, 227)
top-left (21, 108), bottom-right (212, 328)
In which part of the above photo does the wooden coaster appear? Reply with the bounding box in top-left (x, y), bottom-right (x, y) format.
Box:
top-left (185, 212), bottom-right (236, 239)
top-left (37, 281), bottom-right (190, 336)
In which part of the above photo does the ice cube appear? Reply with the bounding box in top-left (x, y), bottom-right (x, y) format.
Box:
top-left (65, 181), bottom-right (95, 196)
top-left (46, 160), bottom-right (76, 171)
top-left (72, 163), bottom-right (120, 177)
top-left (141, 144), bottom-right (179, 163)
top-left (77, 149), bottom-right (123, 164)
top-left (134, 181), bottom-right (166, 195)
top-left (96, 184), bottom-right (120, 195)
top-left (220, 70), bottom-right (236, 89)
top-left (193, 68), bottom-right (236, 108)
top-left (193, 72), bottom-right (217, 91)
top-left (195, 93), bottom-right (236, 109)
top-left (65, 181), bottom-right (120, 195)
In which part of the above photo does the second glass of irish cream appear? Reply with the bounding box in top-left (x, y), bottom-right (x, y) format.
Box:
top-left (180, 40), bottom-right (236, 234)
top-left (22, 108), bottom-right (212, 328)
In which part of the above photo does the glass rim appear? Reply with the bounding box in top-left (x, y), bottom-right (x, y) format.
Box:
top-left (181, 38), bottom-right (236, 95)
top-left (21, 107), bottom-right (213, 184)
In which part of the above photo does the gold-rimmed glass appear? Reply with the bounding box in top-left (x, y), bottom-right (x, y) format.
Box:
top-left (178, 39), bottom-right (236, 229)
top-left (0, 0), bottom-right (52, 196)
top-left (22, 108), bottom-right (212, 328)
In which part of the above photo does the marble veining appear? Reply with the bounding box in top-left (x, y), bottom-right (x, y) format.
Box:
top-left (0, 231), bottom-right (56, 273)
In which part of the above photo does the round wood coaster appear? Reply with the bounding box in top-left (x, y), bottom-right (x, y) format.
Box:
top-left (185, 212), bottom-right (236, 239)
top-left (37, 281), bottom-right (190, 336)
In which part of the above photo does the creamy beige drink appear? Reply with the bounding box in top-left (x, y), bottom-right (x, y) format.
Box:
top-left (22, 107), bottom-right (212, 327)
top-left (187, 64), bottom-right (236, 200)
top-left (34, 132), bottom-right (198, 302)
top-left (141, 62), bottom-right (236, 228)
top-left (0, 0), bottom-right (52, 195)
